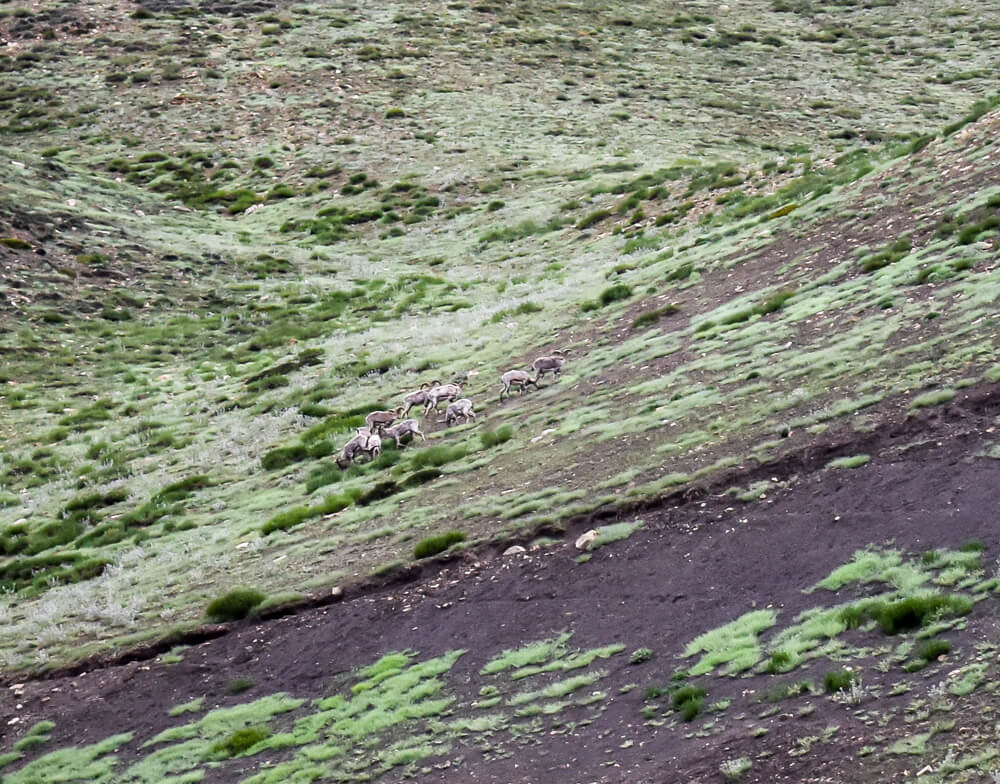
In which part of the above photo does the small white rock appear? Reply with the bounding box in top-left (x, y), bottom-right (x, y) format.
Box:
top-left (503, 545), bottom-right (527, 556)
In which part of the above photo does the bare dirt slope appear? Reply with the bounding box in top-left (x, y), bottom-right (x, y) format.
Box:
top-left (4, 384), bottom-right (1000, 783)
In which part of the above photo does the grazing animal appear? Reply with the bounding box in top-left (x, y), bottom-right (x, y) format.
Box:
top-left (532, 350), bottom-right (565, 383)
top-left (382, 418), bottom-right (426, 448)
top-left (443, 398), bottom-right (476, 426)
top-left (401, 383), bottom-right (430, 417)
top-left (365, 407), bottom-right (402, 432)
top-left (424, 381), bottom-right (462, 415)
top-left (336, 428), bottom-right (382, 468)
top-left (499, 369), bottom-right (537, 401)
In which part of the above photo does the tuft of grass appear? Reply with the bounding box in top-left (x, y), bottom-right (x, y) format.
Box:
top-left (764, 650), bottom-right (793, 674)
top-left (509, 669), bottom-right (606, 705)
top-left (865, 594), bottom-right (973, 635)
top-left (823, 669), bottom-right (854, 693)
top-left (599, 284), bottom-right (633, 306)
top-left (206, 588), bottom-right (266, 622)
top-left (261, 445), bottom-right (309, 470)
top-left (577, 208), bottom-right (612, 230)
top-left (261, 489), bottom-right (360, 534)
top-left (482, 632), bottom-right (571, 675)
top-left (409, 445), bottom-right (467, 469)
top-left (911, 389), bottom-right (956, 409)
top-left (227, 678), bottom-right (256, 694)
top-left (826, 454), bottom-right (870, 469)
top-left (587, 520), bottom-right (645, 550)
top-left (261, 505), bottom-right (312, 535)
top-left (403, 468), bottom-right (443, 487)
top-left (480, 425), bottom-right (514, 449)
top-left (683, 610), bottom-right (777, 675)
top-left (413, 531), bottom-right (466, 559)
top-left (949, 663), bottom-right (987, 696)
top-left (168, 698), bottom-right (205, 717)
top-left (631, 304), bottom-right (680, 329)
top-left (0, 734), bottom-right (132, 781)
top-left (207, 725), bottom-right (270, 758)
top-left (665, 261), bottom-right (694, 281)
top-left (671, 684), bottom-right (707, 721)
top-left (357, 481), bottom-right (399, 506)
top-left (0, 237), bottom-right (32, 250)
top-left (859, 238), bottom-right (912, 272)
top-left (914, 638), bottom-right (952, 662)
top-left (305, 465), bottom-right (343, 494)
top-left (757, 289), bottom-right (796, 314)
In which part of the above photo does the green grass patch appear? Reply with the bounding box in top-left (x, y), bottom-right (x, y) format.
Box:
top-left (206, 588), bottom-right (266, 622)
top-left (911, 389), bottom-right (956, 409)
top-left (413, 531), bottom-right (465, 559)
top-left (914, 638), bottom-right (952, 662)
top-left (671, 684), bottom-right (707, 721)
top-left (859, 238), bottom-right (912, 272)
top-left (865, 594), bottom-right (972, 635)
top-left (480, 425), bottom-right (514, 449)
top-left (408, 445), bottom-right (468, 469)
top-left (631, 304), bottom-right (680, 330)
top-left (823, 669), bottom-right (854, 693)
top-left (482, 633), bottom-right (572, 675)
top-left (1, 733), bottom-right (133, 784)
top-left (208, 725), bottom-right (271, 758)
top-left (826, 454), bottom-right (870, 469)
top-left (586, 520), bottom-right (645, 550)
top-left (261, 445), bottom-right (309, 471)
top-left (683, 610), bottom-right (777, 675)
top-left (599, 283), bottom-right (633, 306)
top-left (169, 698), bottom-right (205, 717)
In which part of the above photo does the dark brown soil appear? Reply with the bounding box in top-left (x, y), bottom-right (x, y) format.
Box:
top-left (4, 384), bottom-right (1000, 782)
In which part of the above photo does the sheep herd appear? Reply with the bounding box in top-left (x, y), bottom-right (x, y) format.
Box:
top-left (336, 350), bottom-right (566, 468)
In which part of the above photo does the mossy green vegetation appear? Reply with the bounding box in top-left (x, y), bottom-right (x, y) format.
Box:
top-left (205, 588), bottom-right (266, 622)
top-left (587, 520), bottom-right (646, 550)
top-left (683, 610), bottom-right (778, 676)
top-left (658, 545), bottom-right (985, 699)
top-left (412, 531), bottom-right (466, 559)
top-left (3, 640), bottom-right (626, 782)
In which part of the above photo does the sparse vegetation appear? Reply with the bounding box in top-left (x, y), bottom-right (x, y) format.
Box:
top-left (2, 1), bottom-right (1000, 781)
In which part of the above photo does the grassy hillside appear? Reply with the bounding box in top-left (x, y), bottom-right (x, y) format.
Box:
top-left (1, 0), bottom-right (999, 678)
